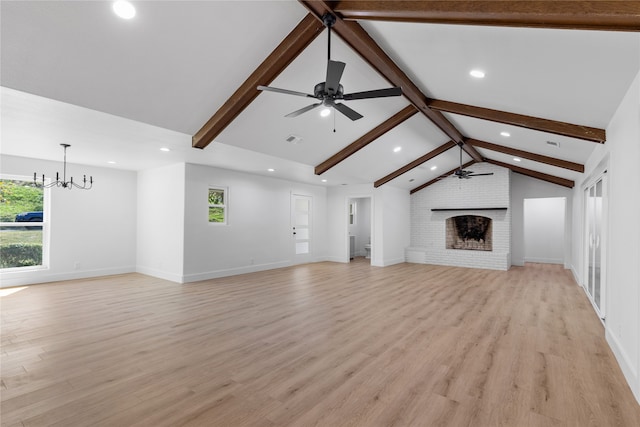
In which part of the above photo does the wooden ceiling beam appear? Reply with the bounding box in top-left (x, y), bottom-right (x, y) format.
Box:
top-left (428, 99), bottom-right (606, 143)
top-left (299, 0), bottom-right (483, 163)
top-left (410, 160), bottom-right (475, 194)
top-left (485, 158), bottom-right (575, 188)
top-left (374, 141), bottom-right (457, 188)
top-left (333, 1), bottom-right (640, 32)
top-left (192, 14), bottom-right (324, 149)
top-left (466, 138), bottom-right (584, 173)
top-left (315, 105), bottom-right (417, 175)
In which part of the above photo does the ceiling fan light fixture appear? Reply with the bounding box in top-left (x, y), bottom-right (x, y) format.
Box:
top-left (320, 108), bottom-right (331, 117)
top-left (113, 1), bottom-right (136, 20)
top-left (469, 69), bottom-right (485, 79)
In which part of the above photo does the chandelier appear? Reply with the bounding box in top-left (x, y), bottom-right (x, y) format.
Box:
top-left (33, 144), bottom-right (93, 190)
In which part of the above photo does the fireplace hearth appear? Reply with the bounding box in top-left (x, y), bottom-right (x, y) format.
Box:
top-left (446, 215), bottom-right (493, 251)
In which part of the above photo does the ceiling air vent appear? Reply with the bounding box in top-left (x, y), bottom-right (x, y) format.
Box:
top-left (285, 134), bottom-right (302, 144)
top-left (546, 140), bottom-right (560, 148)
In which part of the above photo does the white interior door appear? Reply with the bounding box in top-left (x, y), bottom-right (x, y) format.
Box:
top-left (292, 194), bottom-right (312, 263)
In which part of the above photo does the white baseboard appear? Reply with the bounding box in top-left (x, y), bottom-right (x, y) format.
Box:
top-left (606, 328), bottom-right (640, 404)
top-left (0, 266), bottom-right (136, 288)
top-left (523, 257), bottom-right (564, 264)
top-left (182, 260), bottom-right (293, 283)
top-left (136, 266), bottom-right (184, 284)
top-left (379, 257), bottom-right (405, 267)
top-left (570, 264), bottom-right (581, 286)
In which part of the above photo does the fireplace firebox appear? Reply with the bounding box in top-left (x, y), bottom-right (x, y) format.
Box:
top-left (446, 215), bottom-right (493, 251)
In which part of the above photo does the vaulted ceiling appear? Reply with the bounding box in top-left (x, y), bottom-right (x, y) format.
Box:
top-left (2, 1), bottom-right (639, 192)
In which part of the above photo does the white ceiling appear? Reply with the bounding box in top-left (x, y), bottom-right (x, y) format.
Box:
top-left (2, 1), bottom-right (639, 191)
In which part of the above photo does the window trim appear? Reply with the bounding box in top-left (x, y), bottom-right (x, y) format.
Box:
top-left (0, 174), bottom-right (50, 271)
top-left (208, 186), bottom-right (228, 225)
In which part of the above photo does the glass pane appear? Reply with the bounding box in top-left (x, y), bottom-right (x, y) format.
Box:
top-left (295, 242), bottom-right (309, 254)
top-left (296, 213), bottom-right (309, 226)
top-left (295, 228), bottom-right (309, 240)
top-left (0, 225), bottom-right (43, 268)
top-left (208, 207), bottom-right (225, 223)
top-left (295, 199), bottom-right (309, 212)
top-left (208, 189), bottom-right (224, 205)
top-left (587, 186), bottom-right (595, 298)
top-left (0, 179), bottom-right (44, 223)
top-left (594, 180), bottom-right (603, 309)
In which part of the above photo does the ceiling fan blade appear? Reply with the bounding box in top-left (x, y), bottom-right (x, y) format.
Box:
top-left (332, 102), bottom-right (363, 121)
top-left (325, 60), bottom-right (346, 95)
top-left (343, 87), bottom-right (402, 100)
top-left (467, 173), bottom-right (494, 177)
top-left (285, 102), bottom-right (322, 118)
top-left (257, 85), bottom-right (315, 98)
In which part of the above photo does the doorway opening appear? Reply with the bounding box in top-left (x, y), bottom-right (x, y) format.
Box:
top-left (347, 197), bottom-right (372, 264)
top-left (523, 197), bottom-right (566, 264)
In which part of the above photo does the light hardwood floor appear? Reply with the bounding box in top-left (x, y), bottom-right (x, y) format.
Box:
top-left (2, 260), bottom-right (639, 426)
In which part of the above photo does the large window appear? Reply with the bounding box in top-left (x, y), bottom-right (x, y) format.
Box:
top-left (208, 187), bottom-right (227, 224)
top-left (0, 178), bottom-right (46, 269)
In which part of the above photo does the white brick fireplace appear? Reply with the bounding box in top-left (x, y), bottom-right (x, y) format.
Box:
top-left (407, 162), bottom-right (511, 270)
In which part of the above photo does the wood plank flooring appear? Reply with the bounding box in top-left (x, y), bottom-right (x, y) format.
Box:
top-left (2, 260), bottom-right (639, 426)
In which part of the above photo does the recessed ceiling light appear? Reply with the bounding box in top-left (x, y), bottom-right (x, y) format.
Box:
top-left (430, 165), bottom-right (437, 171)
top-left (160, 147), bottom-right (170, 152)
top-left (321, 179), bottom-right (327, 183)
top-left (470, 69), bottom-right (485, 79)
top-left (267, 168), bottom-right (275, 172)
top-left (107, 161), bottom-right (116, 164)
top-left (393, 146), bottom-right (402, 153)
top-left (320, 108), bottom-right (331, 117)
top-left (500, 131), bottom-right (511, 137)
top-left (513, 157), bottom-right (521, 162)
top-left (113, 1), bottom-right (136, 19)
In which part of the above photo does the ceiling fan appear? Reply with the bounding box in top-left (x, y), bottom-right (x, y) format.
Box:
top-left (449, 144), bottom-right (493, 179)
top-left (257, 13), bottom-right (402, 121)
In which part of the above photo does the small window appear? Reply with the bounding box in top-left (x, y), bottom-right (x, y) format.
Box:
top-left (0, 178), bottom-right (46, 269)
top-left (349, 201), bottom-right (356, 225)
top-left (208, 187), bottom-right (227, 224)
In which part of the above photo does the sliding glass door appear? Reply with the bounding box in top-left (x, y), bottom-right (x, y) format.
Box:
top-left (584, 175), bottom-right (606, 319)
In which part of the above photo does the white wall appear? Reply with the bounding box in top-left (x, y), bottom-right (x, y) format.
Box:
top-left (523, 197), bottom-right (565, 264)
top-left (572, 69), bottom-right (640, 403)
top-left (182, 163), bottom-right (327, 282)
top-left (380, 185), bottom-right (411, 266)
top-left (136, 163), bottom-right (185, 283)
top-left (408, 162), bottom-right (511, 270)
top-left (1, 154), bottom-right (137, 287)
top-left (511, 173), bottom-right (572, 267)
